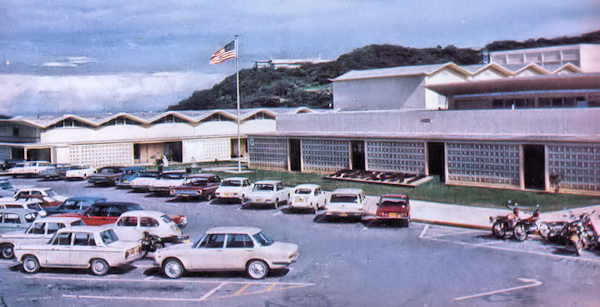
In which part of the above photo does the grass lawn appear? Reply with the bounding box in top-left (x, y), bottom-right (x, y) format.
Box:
top-left (172, 162), bottom-right (600, 212)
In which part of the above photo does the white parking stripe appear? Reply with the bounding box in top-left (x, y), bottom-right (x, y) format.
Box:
top-left (25, 275), bottom-right (315, 286)
top-left (199, 282), bottom-right (228, 301)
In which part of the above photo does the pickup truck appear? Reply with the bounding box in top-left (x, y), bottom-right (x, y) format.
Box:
top-left (244, 180), bottom-right (291, 209)
top-left (87, 166), bottom-right (125, 186)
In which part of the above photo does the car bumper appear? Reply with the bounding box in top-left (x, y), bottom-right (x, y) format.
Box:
top-left (149, 187), bottom-right (170, 192)
top-left (325, 210), bottom-right (363, 217)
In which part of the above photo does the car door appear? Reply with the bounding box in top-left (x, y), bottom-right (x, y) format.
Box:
top-left (222, 234), bottom-right (255, 270)
top-left (190, 233), bottom-right (225, 270)
top-left (44, 232), bottom-right (73, 266)
top-left (69, 231), bottom-right (97, 267)
top-left (115, 215), bottom-right (140, 241)
top-left (0, 213), bottom-right (28, 234)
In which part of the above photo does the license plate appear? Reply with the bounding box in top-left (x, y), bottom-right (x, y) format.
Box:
top-left (339, 213), bottom-right (347, 217)
top-left (297, 198), bottom-right (304, 202)
top-left (224, 193), bottom-right (230, 196)
top-left (389, 213), bottom-right (397, 217)
top-left (255, 198), bottom-right (262, 202)
top-left (182, 194), bottom-right (189, 197)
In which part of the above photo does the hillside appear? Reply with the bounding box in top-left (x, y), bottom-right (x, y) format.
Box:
top-left (167, 29), bottom-right (600, 111)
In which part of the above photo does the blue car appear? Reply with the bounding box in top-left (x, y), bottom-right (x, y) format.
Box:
top-left (116, 166), bottom-right (145, 189)
top-left (44, 196), bottom-right (107, 216)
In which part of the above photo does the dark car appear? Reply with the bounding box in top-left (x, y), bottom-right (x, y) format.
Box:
top-left (169, 174), bottom-right (221, 200)
top-left (44, 196), bottom-right (108, 216)
top-left (1, 159), bottom-right (26, 171)
top-left (374, 194), bottom-right (410, 227)
top-left (116, 166), bottom-right (145, 189)
top-left (39, 163), bottom-right (71, 180)
top-left (87, 166), bottom-right (125, 186)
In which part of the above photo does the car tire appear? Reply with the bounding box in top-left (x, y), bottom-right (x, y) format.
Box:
top-left (246, 260), bottom-right (269, 279)
top-left (22, 255), bottom-right (40, 274)
top-left (163, 258), bottom-right (184, 279)
top-left (90, 258), bottom-right (110, 276)
top-left (1, 244), bottom-right (14, 259)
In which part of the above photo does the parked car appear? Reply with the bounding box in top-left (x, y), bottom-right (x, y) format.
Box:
top-left (54, 202), bottom-right (187, 229)
top-left (325, 188), bottom-right (367, 219)
top-left (149, 171), bottom-right (189, 195)
top-left (244, 180), bottom-right (291, 209)
top-left (15, 226), bottom-right (143, 275)
top-left (374, 194), bottom-right (411, 227)
top-left (13, 187), bottom-right (69, 202)
top-left (0, 209), bottom-right (39, 234)
top-left (0, 216), bottom-right (84, 259)
top-left (130, 171), bottom-right (160, 192)
top-left (288, 184), bottom-right (327, 214)
top-left (65, 164), bottom-right (96, 180)
top-left (169, 174), bottom-right (221, 200)
top-left (214, 177), bottom-right (253, 203)
top-left (113, 210), bottom-right (186, 244)
top-left (87, 166), bottom-right (125, 186)
top-left (116, 166), bottom-right (146, 189)
top-left (0, 199), bottom-right (47, 217)
top-left (8, 161), bottom-right (52, 177)
top-left (14, 194), bottom-right (61, 208)
top-left (39, 163), bottom-right (71, 180)
top-left (44, 196), bottom-right (107, 216)
top-left (153, 226), bottom-right (299, 279)
top-left (1, 159), bottom-right (26, 170)
top-left (0, 179), bottom-right (16, 198)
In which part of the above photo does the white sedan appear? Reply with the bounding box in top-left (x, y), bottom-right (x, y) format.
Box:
top-left (64, 165), bottom-right (96, 180)
top-left (153, 226), bottom-right (299, 279)
top-left (289, 184), bottom-right (327, 214)
top-left (113, 210), bottom-right (186, 250)
top-left (0, 216), bottom-right (83, 259)
top-left (214, 177), bottom-right (253, 203)
top-left (244, 180), bottom-right (291, 209)
top-left (15, 226), bottom-right (142, 275)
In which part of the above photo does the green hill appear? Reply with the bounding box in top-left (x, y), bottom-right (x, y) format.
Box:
top-left (167, 29), bottom-right (600, 111)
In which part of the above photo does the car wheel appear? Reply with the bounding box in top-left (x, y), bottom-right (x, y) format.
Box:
top-left (1, 244), bottom-right (14, 259)
top-left (22, 255), bottom-right (40, 274)
top-left (90, 258), bottom-right (110, 276)
top-left (246, 260), bottom-right (269, 279)
top-left (163, 258), bottom-right (184, 279)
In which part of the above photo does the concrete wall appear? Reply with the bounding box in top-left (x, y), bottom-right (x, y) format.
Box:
top-left (580, 45), bottom-right (600, 73)
top-left (274, 108), bottom-right (600, 139)
top-left (332, 76), bottom-right (426, 111)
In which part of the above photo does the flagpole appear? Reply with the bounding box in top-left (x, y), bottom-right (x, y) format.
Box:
top-left (235, 35), bottom-right (241, 173)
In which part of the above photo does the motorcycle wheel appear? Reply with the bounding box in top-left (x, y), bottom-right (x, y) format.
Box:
top-left (538, 222), bottom-right (550, 239)
top-left (492, 221), bottom-right (507, 238)
top-left (513, 224), bottom-right (527, 242)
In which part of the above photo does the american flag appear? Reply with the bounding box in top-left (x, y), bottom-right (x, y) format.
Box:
top-left (209, 40), bottom-right (236, 65)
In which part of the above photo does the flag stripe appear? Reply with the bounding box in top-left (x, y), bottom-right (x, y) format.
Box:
top-left (210, 40), bottom-right (236, 65)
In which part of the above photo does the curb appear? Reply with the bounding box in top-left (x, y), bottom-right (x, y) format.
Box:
top-left (412, 218), bottom-right (491, 231)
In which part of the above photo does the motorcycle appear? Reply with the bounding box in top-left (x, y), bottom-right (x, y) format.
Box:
top-left (490, 201), bottom-right (522, 239)
top-left (512, 206), bottom-right (542, 242)
top-left (544, 210), bottom-right (598, 256)
top-left (140, 231), bottom-right (165, 256)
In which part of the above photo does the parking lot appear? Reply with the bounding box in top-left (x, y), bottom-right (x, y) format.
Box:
top-left (2, 177), bottom-right (600, 306)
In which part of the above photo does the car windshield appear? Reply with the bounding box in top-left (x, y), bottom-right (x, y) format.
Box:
top-left (379, 198), bottom-right (407, 207)
top-left (330, 194), bottom-right (358, 203)
top-left (100, 229), bottom-right (119, 245)
top-left (125, 203), bottom-right (144, 211)
top-left (71, 165), bottom-right (86, 170)
top-left (139, 172), bottom-right (158, 178)
top-left (100, 168), bottom-right (119, 174)
top-left (162, 173), bottom-right (185, 180)
top-left (184, 178), bottom-right (208, 186)
top-left (295, 188), bottom-right (312, 195)
top-left (160, 215), bottom-right (172, 223)
top-left (253, 184), bottom-right (274, 191)
top-left (222, 180), bottom-right (242, 187)
top-left (44, 189), bottom-right (58, 197)
top-left (252, 231), bottom-right (274, 246)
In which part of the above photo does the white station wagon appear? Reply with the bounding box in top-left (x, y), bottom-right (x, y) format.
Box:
top-left (15, 226), bottom-right (142, 276)
top-left (289, 184), bottom-right (327, 214)
top-left (113, 210), bottom-right (186, 244)
top-left (325, 188), bottom-right (367, 219)
top-left (153, 226), bottom-right (299, 279)
top-left (0, 216), bottom-right (83, 259)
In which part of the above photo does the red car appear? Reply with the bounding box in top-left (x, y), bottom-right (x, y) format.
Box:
top-left (375, 194), bottom-right (410, 227)
top-left (55, 202), bottom-right (187, 229)
top-left (169, 174), bottom-right (221, 201)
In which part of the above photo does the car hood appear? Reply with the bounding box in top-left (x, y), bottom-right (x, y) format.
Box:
top-left (153, 179), bottom-right (185, 187)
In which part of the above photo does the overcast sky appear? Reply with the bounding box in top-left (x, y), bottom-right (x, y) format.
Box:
top-left (1, 0), bottom-right (599, 116)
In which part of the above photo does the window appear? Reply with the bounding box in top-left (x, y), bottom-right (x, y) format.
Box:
top-left (295, 188), bottom-right (311, 195)
top-left (27, 223), bottom-right (45, 234)
top-left (53, 232), bottom-right (72, 245)
top-left (73, 233), bottom-right (96, 246)
top-left (276, 183), bottom-right (284, 190)
top-left (140, 217), bottom-right (159, 227)
top-left (118, 216), bottom-right (137, 227)
top-left (24, 213), bottom-right (37, 223)
top-left (47, 223), bottom-right (64, 234)
top-left (226, 234), bottom-right (254, 248)
top-left (100, 229), bottom-right (119, 245)
top-left (252, 232), bottom-right (274, 247)
top-left (3, 213), bottom-right (20, 224)
top-left (201, 234), bottom-right (225, 248)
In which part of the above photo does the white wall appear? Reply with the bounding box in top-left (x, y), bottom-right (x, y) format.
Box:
top-left (333, 76), bottom-right (426, 111)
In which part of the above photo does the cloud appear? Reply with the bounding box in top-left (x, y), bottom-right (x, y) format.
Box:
top-left (0, 72), bottom-right (224, 116)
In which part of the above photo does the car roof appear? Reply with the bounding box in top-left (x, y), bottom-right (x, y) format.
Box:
top-left (0, 208), bottom-right (39, 214)
top-left (33, 216), bottom-right (82, 223)
top-left (254, 180), bottom-right (282, 184)
top-left (118, 210), bottom-right (169, 219)
top-left (206, 226), bottom-right (262, 235)
top-left (55, 225), bottom-right (107, 233)
top-left (381, 194), bottom-right (408, 199)
top-left (121, 166), bottom-right (144, 170)
top-left (293, 184), bottom-right (320, 189)
top-left (63, 196), bottom-right (106, 201)
top-left (16, 187), bottom-right (52, 191)
top-left (0, 199), bottom-right (42, 204)
top-left (187, 174), bottom-right (217, 178)
top-left (332, 188), bottom-right (364, 194)
top-left (93, 202), bottom-right (140, 208)
top-left (223, 177), bottom-right (249, 181)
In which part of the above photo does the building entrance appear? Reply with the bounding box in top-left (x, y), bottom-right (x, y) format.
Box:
top-left (523, 145), bottom-right (545, 190)
top-left (427, 142), bottom-right (445, 183)
top-left (351, 141), bottom-right (365, 170)
top-left (289, 139), bottom-right (301, 172)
